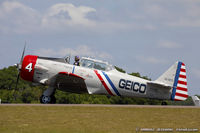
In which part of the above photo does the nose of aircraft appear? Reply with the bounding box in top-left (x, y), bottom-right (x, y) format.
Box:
top-left (20, 55), bottom-right (38, 82)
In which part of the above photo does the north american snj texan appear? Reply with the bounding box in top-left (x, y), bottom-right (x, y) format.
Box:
top-left (15, 47), bottom-right (188, 104)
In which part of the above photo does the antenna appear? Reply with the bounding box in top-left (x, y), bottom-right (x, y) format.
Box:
top-left (69, 53), bottom-right (71, 64)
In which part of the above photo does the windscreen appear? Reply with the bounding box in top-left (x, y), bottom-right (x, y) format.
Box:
top-left (80, 58), bottom-right (113, 71)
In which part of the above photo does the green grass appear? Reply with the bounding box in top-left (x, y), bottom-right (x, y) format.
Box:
top-left (0, 105), bottom-right (199, 133)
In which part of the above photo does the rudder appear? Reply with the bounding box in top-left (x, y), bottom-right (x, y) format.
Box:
top-left (171, 62), bottom-right (188, 101)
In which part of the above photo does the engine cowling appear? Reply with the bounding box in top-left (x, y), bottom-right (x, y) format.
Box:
top-left (20, 55), bottom-right (38, 82)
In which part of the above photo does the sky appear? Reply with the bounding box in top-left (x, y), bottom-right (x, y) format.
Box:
top-left (0, 0), bottom-right (200, 95)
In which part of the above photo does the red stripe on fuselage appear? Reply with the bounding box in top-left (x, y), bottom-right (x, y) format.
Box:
top-left (94, 70), bottom-right (114, 96)
top-left (59, 72), bottom-right (85, 80)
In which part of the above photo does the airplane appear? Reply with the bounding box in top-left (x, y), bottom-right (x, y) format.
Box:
top-left (15, 47), bottom-right (188, 104)
top-left (192, 96), bottom-right (200, 106)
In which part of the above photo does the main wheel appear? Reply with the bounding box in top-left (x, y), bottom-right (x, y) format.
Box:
top-left (40, 95), bottom-right (56, 104)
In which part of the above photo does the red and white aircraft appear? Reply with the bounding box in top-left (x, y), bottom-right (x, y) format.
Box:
top-left (15, 47), bottom-right (188, 104)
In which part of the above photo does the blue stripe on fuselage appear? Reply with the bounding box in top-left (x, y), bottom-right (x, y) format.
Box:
top-left (72, 66), bottom-right (75, 74)
top-left (102, 71), bottom-right (121, 96)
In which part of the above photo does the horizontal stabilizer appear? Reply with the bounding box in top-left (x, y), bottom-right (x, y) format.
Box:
top-left (192, 96), bottom-right (200, 106)
top-left (147, 81), bottom-right (172, 89)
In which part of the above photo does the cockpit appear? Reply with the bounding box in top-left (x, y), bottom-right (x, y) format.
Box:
top-left (80, 57), bottom-right (114, 71)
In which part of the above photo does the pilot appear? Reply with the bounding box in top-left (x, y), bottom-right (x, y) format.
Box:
top-left (74, 56), bottom-right (80, 66)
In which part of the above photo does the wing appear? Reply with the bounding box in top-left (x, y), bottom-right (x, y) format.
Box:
top-left (55, 72), bottom-right (88, 94)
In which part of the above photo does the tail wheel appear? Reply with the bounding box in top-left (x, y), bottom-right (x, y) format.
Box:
top-left (161, 101), bottom-right (167, 105)
top-left (40, 95), bottom-right (56, 104)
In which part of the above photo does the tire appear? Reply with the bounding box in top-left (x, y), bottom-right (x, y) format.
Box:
top-left (40, 95), bottom-right (56, 104)
top-left (40, 95), bottom-right (50, 104)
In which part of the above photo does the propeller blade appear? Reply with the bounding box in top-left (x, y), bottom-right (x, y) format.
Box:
top-left (15, 43), bottom-right (26, 91)
top-left (15, 72), bottom-right (20, 90)
top-left (20, 43), bottom-right (26, 65)
top-left (13, 70), bottom-right (20, 100)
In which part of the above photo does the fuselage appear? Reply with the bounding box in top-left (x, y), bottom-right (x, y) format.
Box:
top-left (26, 56), bottom-right (172, 100)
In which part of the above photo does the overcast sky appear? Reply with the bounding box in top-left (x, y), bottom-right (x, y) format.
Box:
top-left (0, 0), bottom-right (200, 95)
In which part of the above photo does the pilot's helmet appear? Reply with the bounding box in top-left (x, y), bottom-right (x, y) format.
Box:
top-left (75, 56), bottom-right (80, 61)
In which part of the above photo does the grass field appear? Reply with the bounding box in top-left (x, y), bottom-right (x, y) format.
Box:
top-left (0, 105), bottom-right (199, 133)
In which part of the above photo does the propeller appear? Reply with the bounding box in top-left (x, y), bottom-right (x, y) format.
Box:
top-left (14, 44), bottom-right (26, 98)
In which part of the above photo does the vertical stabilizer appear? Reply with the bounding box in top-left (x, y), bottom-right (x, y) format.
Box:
top-left (156, 62), bottom-right (188, 101)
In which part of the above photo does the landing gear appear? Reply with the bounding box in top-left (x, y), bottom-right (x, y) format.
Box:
top-left (40, 87), bottom-right (56, 104)
top-left (40, 95), bottom-right (56, 104)
top-left (161, 101), bottom-right (167, 105)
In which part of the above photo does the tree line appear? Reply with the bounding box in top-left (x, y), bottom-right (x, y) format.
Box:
top-left (0, 66), bottom-right (195, 105)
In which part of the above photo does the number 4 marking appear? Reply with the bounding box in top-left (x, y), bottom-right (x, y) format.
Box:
top-left (25, 63), bottom-right (32, 72)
